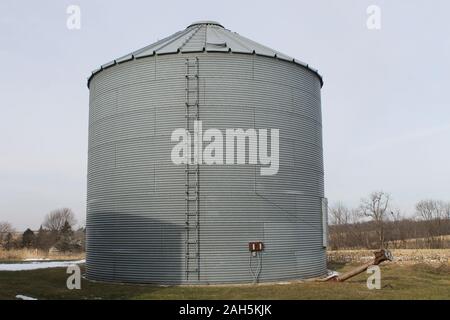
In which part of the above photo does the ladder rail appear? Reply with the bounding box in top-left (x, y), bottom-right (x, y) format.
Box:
top-left (184, 57), bottom-right (200, 281)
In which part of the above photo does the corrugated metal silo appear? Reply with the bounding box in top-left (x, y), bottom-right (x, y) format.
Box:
top-left (86, 21), bottom-right (327, 284)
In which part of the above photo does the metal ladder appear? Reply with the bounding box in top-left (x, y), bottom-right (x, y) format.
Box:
top-left (184, 57), bottom-right (200, 281)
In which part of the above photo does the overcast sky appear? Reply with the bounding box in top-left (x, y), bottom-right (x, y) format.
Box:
top-left (0, 0), bottom-right (449, 230)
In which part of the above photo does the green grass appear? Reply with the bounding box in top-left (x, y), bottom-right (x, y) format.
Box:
top-left (0, 262), bottom-right (449, 300)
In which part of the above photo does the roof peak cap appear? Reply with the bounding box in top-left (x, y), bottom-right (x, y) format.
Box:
top-left (187, 20), bottom-right (224, 28)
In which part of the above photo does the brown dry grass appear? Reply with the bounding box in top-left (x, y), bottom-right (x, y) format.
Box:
top-left (0, 248), bottom-right (85, 261)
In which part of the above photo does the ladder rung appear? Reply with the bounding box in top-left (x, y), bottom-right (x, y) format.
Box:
top-left (185, 226), bottom-right (199, 231)
top-left (185, 184), bottom-right (198, 188)
top-left (185, 114), bottom-right (198, 119)
top-left (186, 269), bottom-right (199, 273)
top-left (186, 240), bottom-right (198, 244)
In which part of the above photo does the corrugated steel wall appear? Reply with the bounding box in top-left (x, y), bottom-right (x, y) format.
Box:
top-left (86, 52), bottom-right (326, 284)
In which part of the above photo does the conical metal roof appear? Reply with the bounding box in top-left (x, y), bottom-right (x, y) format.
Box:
top-left (88, 21), bottom-right (323, 87)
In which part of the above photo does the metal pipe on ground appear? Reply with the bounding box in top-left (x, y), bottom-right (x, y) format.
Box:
top-left (327, 249), bottom-right (393, 282)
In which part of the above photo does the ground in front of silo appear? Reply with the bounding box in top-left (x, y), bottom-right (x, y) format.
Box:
top-left (0, 260), bottom-right (449, 300)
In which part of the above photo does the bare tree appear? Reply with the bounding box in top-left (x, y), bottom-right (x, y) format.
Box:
top-left (328, 203), bottom-right (351, 249)
top-left (415, 199), bottom-right (448, 248)
top-left (328, 205), bottom-right (369, 250)
top-left (328, 197), bottom-right (450, 250)
top-left (440, 201), bottom-right (450, 220)
top-left (387, 209), bottom-right (406, 248)
top-left (0, 222), bottom-right (14, 243)
top-left (359, 191), bottom-right (390, 248)
top-left (43, 208), bottom-right (77, 232)
top-left (0, 221), bottom-right (14, 234)
top-left (416, 200), bottom-right (440, 221)
top-left (329, 202), bottom-right (351, 226)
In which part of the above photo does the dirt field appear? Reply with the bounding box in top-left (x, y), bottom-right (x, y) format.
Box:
top-left (327, 249), bottom-right (450, 265)
top-left (0, 249), bottom-right (85, 262)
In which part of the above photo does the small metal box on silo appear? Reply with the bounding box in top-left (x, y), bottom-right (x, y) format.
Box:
top-left (86, 21), bottom-right (327, 284)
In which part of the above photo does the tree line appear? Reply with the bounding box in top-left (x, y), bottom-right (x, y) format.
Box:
top-left (0, 208), bottom-right (85, 253)
top-left (328, 191), bottom-right (450, 250)
top-left (2, 195), bottom-right (449, 252)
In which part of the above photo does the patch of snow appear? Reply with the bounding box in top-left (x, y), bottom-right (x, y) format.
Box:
top-left (23, 258), bottom-right (50, 261)
top-left (322, 270), bottom-right (340, 281)
top-left (0, 260), bottom-right (85, 271)
top-left (16, 295), bottom-right (37, 300)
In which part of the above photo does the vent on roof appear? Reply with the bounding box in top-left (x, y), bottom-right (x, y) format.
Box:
top-left (206, 25), bottom-right (227, 47)
top-left (206, 42), bottom-right (227, 48)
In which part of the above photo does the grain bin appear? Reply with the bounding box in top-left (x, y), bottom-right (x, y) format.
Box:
top-left (86, 21), bottom-right (327, 284)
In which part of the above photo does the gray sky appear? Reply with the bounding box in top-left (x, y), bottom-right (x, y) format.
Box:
top-left (1, 0), bottom-right (449, 230)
